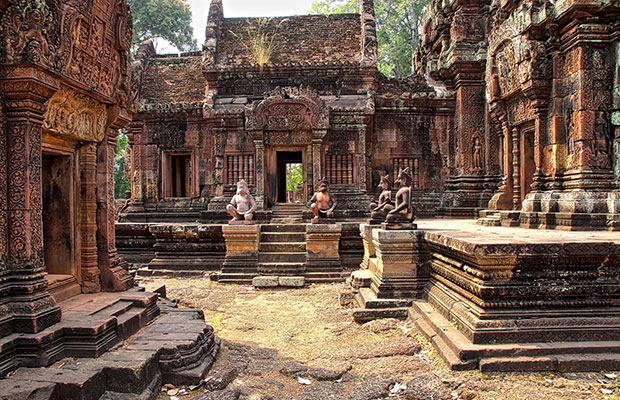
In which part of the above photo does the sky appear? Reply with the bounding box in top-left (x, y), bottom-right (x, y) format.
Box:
top-left (157, 0), bottom-right (316, 53)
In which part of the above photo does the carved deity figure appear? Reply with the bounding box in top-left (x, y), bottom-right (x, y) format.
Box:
top-left (369, 175), bottom-right (394, 221)
top-left (310, 178), bottom-right (337, 224)
top-left (386, 167), bottom-right (415, 224)
top-left (472, 136), bottom-right (483, 170)
top-left (227, 180), bottom-right (257, 223)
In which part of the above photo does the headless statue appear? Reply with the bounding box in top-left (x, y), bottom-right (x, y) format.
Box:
top-left (386, 167), bottom-right (415, 224)
top-left (310, 178), bottom-right (337, 224)
top-left (369, 175), bottom-right (394, 222)
top-left (227, 180), bottom-right (257, 223)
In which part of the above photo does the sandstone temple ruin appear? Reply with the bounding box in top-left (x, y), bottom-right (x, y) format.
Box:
top-left (2, 0), bottom-right (620, 396)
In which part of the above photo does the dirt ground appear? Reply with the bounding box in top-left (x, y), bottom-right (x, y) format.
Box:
top-left (143, 278), bottom-right (620, 400)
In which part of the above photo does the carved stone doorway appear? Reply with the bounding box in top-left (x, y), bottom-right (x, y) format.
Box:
top-left (42, 152), bottom-right (80, 302)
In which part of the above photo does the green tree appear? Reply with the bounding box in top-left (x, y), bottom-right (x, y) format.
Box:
top-left (286, 164), bottom-right (304, 192)
top-left (114, 133), bottom-right (131, 199)
top-left (309, 0), bottom-right (430, 78)
top-left (129, 0), bottom-right (197, 51)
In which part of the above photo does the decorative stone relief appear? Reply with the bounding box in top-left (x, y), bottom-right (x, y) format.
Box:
top-left (43, 86), bottom-right (107, 142)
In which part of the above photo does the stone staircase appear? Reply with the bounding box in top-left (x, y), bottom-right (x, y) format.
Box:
top-left (271, 203), bottom-right (304, 223)
top-left (259, 224), bottom-right (307, 276)
top-left (477, 210), bottom-right (501, 226)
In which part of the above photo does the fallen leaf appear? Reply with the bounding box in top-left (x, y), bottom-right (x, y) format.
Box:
top-left (605, 373), bottom-right (618, 379)
top-left (167, 388), bottom-right (179, 396)
top-left (390, 382), bottom-right (405, 394)
top-left (298, 377), bottom-right (312, 385)
top-left (601, 388), bottom-right (614, 394)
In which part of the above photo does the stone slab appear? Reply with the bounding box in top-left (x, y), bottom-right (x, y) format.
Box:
top-left (252, 276), bottom-right (279, 288)
top-left (278, 276), bottom-right (305, 287)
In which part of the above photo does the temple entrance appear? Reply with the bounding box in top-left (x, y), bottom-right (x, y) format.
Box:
top-left (276, 152), bottom-right (304, 203)
top-left (164, 153), bottom-right (193, 198)
top-left (520, 128), bottom-right (535, 203)
top-left (42, 152), bottom-right (80, 301)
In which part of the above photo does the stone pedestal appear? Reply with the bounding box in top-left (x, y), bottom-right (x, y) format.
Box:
top-left (222, 225), bottom-right (260, 276)
top-left (305, 224), bottom-right (342, 269)
top-left (371, 229), bottom-right (429, 299)
top-left (350, 228), bottom-right (429, 323)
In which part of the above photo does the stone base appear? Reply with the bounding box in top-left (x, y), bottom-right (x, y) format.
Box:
top-left (228, 220), bottom-right (256, 225)
top-left (411, 300), bottom-right (620, 372)
top-left (352, 287), bottom-right (411, 323)
top-left (380, 222), bottom-right (417, 230)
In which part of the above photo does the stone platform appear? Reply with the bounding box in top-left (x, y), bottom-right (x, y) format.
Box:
top-left (405, 219), bottom-right (620, 372)
top-left (0, 291), bottom-right (219, 398)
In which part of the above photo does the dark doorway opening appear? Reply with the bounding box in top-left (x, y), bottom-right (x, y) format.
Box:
top-left (42, 153), bottom-right (81, 302)
top-left (276, 152), bottom-right (303, 203)
top-left (520, 129), bottom-right (535, 204)
top-left (167, 154), bottom-right (192, 198)
top-left (43, 154), bottom-right (74, 276)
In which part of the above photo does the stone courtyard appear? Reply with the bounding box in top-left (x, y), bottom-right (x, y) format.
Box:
top-left (143, 277), bottom-right (620, 400)
top-left (2, 0), bottom-right (620, 398)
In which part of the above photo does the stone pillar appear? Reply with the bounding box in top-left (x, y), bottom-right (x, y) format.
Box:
top-left (79, 143), bottom-right (101, 293)
top-left (125, 123), bottom-right (145, 213)
top-left (312, 135), bottom-right (325, 191)
top-left (371, 228), bottom-right (429, 299)
top-left (306, 224), bottom-right (342, 269)
top-left (0, 74), bottom-right (61, 334)
top-left (254, 140), bottom-right (265, 209)
top-left (222, 225), bottom-right (260, 269)
top-left (358, 125), bottom-right (368, 191)
top-left (97, 129), bottom-right (133, 292)
top-left (512, 127), bottom-right (521, 210)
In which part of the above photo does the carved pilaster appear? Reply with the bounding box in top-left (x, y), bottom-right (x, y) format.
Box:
top-left (0, 74), bottom-right (61, 335)
top-left (312, 137), bottom-right (324, 191)
top-left (512, 127), bottom-right (521, 210)
top-left (254, 139), bottom-right (265, 209)
top-left (80, 143), bottom-right (100, 293)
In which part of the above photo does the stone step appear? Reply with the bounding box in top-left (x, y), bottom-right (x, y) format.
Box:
top-left (259, 252), bottom-right (306, 263)
top-left (259, 242), bottom-right (306, 252)
top-left (352, 307), bottom-right (409, 323)
top-left (260, 232), bottom-right (306, 242)
top-left (220, 267), bottom-right (259, 274)
top-left (356, 288), bottom-right (413, 309)
top-left (258, 263), bottom-right (306, 274)
top-left (261, 224), bottom-right (306, 233)
top-left (218, 273), bottom-right (254, 283)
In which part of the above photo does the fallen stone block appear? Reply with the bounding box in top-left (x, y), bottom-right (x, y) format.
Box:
top-left (252, 276), bottom-right (279, 288)
top-left (278, 276), bottom-right (305, 287)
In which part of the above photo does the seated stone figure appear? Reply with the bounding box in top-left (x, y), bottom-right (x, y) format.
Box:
top-left (369, 175), bottom-right (394, 222)
top-left (310, 178), bottom-right (337, 224)
top-left (386, 167), bottom-right (415, 224)
top-left (226, 180), bottom-right (257, 224)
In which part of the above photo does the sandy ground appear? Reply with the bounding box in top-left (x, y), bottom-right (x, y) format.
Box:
top-left (144, 278), bottom-right (620, 400)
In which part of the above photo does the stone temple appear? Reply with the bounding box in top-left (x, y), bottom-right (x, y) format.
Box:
top-left (2, 0), bottom-right (620, 396)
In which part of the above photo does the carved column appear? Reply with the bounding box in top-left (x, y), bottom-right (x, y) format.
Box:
top-left (127, 122), bottom-right (145, 210)
top-left (254, 139), bottom-right (265, 209)
top-left (312, 137), bottom-right (324, 191)
top-left (97, 129), bottom-right (133, 291)
top-left (512, 127), bottom-right (521, 210)
top-left (532, 107), bottom-right (546, 190)
top-left (0, 75), bottom-right (61, 334)
top-left (0, 105), bottom-right (7, 271)
top-left (80, 143), bottom-right (101, 293)
top-left (358, 125), bottom-right (368, 191)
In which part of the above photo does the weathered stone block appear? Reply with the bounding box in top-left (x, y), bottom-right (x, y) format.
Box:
top-left (278, 276), bottom-right (305, 287)
top-left (306, 224), bottom-right (342, 261)
top-left (252, 276), bottom-right (279, 288)
top-left (222, 225), bottom-right (260, 259)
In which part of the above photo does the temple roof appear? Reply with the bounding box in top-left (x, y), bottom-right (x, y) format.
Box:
top-left (139, 54), bottom-right (205, 106)
top-left (217, 14), bottom-right (362, 66)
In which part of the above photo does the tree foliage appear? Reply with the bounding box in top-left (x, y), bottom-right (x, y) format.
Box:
top-left (129, 0), bottom-right (197, 52)
top-left (309, 0), bottom-right (430, 79)
top-left (114, 133), bottom-right (131, 199)
top-left (286, 164), bottom-right (304, 192)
